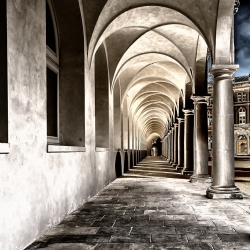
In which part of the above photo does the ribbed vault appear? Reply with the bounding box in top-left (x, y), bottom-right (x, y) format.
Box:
top-left (88, 0), bottom-right (217, 150)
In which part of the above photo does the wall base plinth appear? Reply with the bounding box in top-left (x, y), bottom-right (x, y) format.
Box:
top-left (176, 165), bottom-right (183, 170)
top-left (190, 175), bottom-right (212, 183)
top-left (182, 170), bottom-right (193, 175)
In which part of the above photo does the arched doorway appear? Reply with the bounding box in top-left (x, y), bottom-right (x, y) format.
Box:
top-left (130, 151), bottom-right (133, 169)
top-left (134, 150), bottom-right (137, 165)
top-left (237, 135), bottom-right (248, 155)
top-left (124, 152), bottom-right (128, 173)
top-left (115, 152), bottom-right (122, 177)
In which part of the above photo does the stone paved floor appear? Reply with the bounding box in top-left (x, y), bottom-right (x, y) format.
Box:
top-left (26, 157), bottom-right (250, 250)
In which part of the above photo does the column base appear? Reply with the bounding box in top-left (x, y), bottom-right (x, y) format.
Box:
top-left (176, 165), bottom-right (183, 170)
top-left (206, 186), bottom-right (243, 199)
top-left (182, 170), bottom-right (193, 175)
top-left (172, 163), bottom-right (177, 168)
top-left (190, 175), bottom-right (212, 183)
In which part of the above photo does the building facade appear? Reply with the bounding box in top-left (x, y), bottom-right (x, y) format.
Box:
top-left (208, 75), bottom-right (250, 158)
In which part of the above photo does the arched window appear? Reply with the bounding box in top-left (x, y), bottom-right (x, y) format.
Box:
top-left (46, 0), bottom-right (85, 150)
top-left (239, 107), bottom-right (246, 124)
top-left (46, 0), bottom-right (59, 144)
top-left (237, 135), bottom-right (248, 155)
top-left (207, 110), bottom-right (212, 126)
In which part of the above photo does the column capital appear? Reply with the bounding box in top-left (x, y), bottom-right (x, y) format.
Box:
top-left (210, 65), bottom-right (239, 80)
top-left (161, 136), bottom-right (167, 142)
top-left (182, 109), bottom-right (194, 115)
top-left (177, 117), bottom-right (185, 123)
top-left (173, 122), bottom-right (179, 128)
top-left (191, 95), bottom-right (210, 104)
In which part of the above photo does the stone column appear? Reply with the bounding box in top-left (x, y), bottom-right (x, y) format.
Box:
top-left (206, 65), bottom-right (242, 199)
top-left (167, 130), bottom-right (171, 163)
top-left (165, 136), bottom-right (168, 160)
top-left (162, 139), bottom-right (166, 159)
top-left (172, 123), bottom-right (179, 167)
top-left (190, 96), bottom-right (212, 183)
top-left (176, 118), bottom-right (184, 170)
top-left (170, 126), bottom-right (175, 164)
top-left (182, 110), bottom-right (194, 175)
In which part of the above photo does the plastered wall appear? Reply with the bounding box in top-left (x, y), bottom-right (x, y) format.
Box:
top-left (0, 1), bottom-right (116, 249)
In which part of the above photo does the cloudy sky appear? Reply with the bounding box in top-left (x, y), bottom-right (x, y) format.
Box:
top-left (235, 0), bottom-right (250, 76)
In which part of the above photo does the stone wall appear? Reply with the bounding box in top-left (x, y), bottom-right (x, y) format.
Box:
top-left (0, 1), bottom-right (116, 249)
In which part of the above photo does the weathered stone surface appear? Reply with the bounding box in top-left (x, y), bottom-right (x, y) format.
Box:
top-left (35, 243), bottom-right (97, 250)
top-left (25, 157), bottom-right (250, 249)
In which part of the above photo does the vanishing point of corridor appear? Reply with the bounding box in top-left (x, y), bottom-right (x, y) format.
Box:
top-left (26, 157), bottom-right (250, 250)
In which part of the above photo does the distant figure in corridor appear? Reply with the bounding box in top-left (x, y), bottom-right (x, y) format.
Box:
top-left (151, 140), bottom-right (158, 156)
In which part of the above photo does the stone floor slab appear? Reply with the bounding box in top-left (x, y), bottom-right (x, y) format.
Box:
top-left (25, 157), bottom-right (250, 249)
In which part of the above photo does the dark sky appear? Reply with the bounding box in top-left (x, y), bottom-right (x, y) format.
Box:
top-left (235, 0), bottom-right (250, 76)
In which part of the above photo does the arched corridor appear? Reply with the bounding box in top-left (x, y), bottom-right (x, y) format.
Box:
top-left (1, 0), bottom-right (250, 249)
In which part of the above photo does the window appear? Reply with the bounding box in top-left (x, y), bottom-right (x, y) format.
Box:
top-left (242, 92), bottom-right (247, 102)
top-left (46, 0), bottom-right (85, 149)
top-left (237, 92), bottom-right (247, 102)
top-left (208, 136), bottom-right (212, 150)
top-left (209, 98), bottom-right (213, 105)
top-left (207, 110), bottom-right (212, 126)
top-left (237, 93), bottom-right (241, 102)
top-left (46, 0), bottom-right (59, 144)
top-left (0, 0), bottom-right (8, 144)
top-left (239, 107), bottom-right (246, 124)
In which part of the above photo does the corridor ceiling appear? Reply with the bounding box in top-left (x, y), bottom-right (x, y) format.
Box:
top-left (82, 0), bottom-right (222, 140)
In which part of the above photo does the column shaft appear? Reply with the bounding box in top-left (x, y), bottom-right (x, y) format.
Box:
top-left (172, 123), bottom-right (178, 167)
top-left (190, 96), bottom-right (212, 183)
top-left (206, 65), bottom-right (242, 199)
top-left (182, 110), bottom-right (194, 175)
top-left (168, 131), bottom-right (171, 163)
top-left (176, 118), bottom-right (184, 170)
top-left (170, 127), bottom-right (174, 164)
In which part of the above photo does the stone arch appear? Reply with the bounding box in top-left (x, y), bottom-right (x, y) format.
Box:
top-left (88, 3), bottom-right (215, 64)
